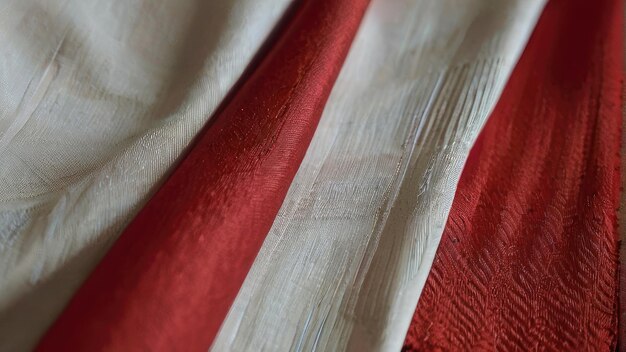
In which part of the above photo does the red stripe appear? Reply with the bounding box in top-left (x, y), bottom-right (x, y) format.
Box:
top-left (36, 0), bottom-right (369, 350)
top-left (404, 0), bottom-right (622, 350)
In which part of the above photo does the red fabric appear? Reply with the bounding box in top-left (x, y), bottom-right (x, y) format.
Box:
top-left (36, 0), bottom-right (369, 351)
top-left (404, 0), bottom-right (622, 350)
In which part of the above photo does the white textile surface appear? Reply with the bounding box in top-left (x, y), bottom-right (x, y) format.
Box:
top-left (213, 0), bottom-right (546, 351)
top-left (0, 0), bottom-right (291, 350)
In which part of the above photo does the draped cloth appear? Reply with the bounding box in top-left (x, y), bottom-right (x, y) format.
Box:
top-left (405, 0), bottom-right (623, 349)
top-left (0, 0), bottom-right (291, 350)
top-left (37, 0), bottom-right (370, 351)
top-left (0, 0), bottom-right (622, 351)
top-left (213, 1), bottom-right (544, 351)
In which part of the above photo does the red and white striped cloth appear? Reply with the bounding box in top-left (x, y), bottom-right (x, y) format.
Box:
top-left (0, 0), bottom-right (621, 351)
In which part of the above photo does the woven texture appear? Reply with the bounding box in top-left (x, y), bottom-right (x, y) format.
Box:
top-left (36, 0), bottom-right (369, 351)
top-left (213, 1), bottom-right (545, 351)
top-left (619, 0), bottom-right (626, 348)
top-left (404, 0), bottom-right (622, 350)
top-left (0, 0), bottom-right (291, 350)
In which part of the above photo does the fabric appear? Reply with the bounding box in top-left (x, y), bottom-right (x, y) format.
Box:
top-left (36, 0), bottom-right (370, 351)
top-left (0, 0), bottom-right (292, 351)
top-left (2, 0), bottom-right (621, 350)
top-left (212, 1), bottom-right (545, 351)
top-left (620, 1), bottom-right (626, 348)
top-left (404, 0), bottom-right (622, 349)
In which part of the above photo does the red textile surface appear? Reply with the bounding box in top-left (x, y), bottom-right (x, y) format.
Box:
top-left (404, 0), bottom-right (622, 350)
top-left (36, 0), bottom-right (369, 350)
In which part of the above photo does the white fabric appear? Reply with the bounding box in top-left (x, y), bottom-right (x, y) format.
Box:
top-left (0, 0), bottom-right (292, 350)
top-left (213, 0), bottom-right (545, 351)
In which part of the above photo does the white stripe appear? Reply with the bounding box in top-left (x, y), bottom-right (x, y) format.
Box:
top-left (213, 1), bottom-right (546, 351)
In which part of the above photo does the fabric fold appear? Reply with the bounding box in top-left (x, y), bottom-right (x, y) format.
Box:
top-left (212, 1), bottom-right (545, 351)
top-left (36, 0), bottom-right (370, 351)
top-left (0, 1), bottom-right (292, 350)
top-left (404, 0), bottom-right (622, 349)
